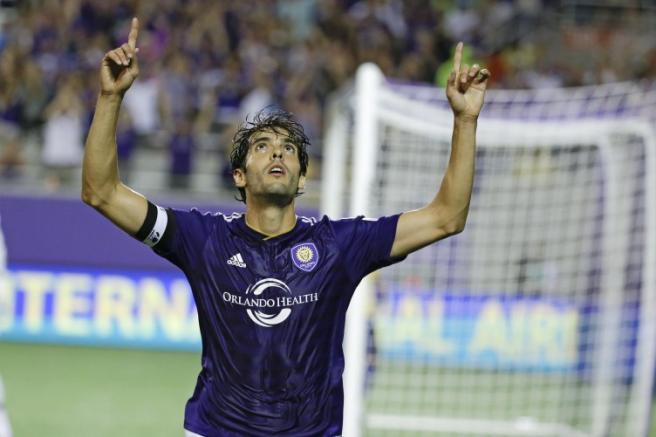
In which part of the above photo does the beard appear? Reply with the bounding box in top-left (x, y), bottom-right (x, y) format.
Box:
top-left (266, 193), bottom-right (295, 207)
top-left (248, 172), bottom-right (300, 207)
top-left (260, 186), bottom-right (296, 207)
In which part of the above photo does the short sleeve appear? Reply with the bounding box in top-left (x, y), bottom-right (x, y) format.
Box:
top-left (331, 214), bottom-right (405, 281)
top-left (153, 208), bottom-right (216, 270)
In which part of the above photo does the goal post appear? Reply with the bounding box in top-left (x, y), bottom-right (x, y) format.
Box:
top-left (323, 63), bottom-right (656, 437)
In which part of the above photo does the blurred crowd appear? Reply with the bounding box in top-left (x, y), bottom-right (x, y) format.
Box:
top-left (0, 0), bottom-right (655, 192)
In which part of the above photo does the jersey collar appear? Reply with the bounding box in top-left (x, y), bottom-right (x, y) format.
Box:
top-left (236, 215), bottom-right (304, 244)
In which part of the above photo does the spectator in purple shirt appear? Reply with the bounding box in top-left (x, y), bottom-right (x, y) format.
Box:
top-left (168, 112), bottom-right (196, 190)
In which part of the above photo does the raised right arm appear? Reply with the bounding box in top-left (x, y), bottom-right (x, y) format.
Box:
top-left (81, 17), bottom-right (147, 235)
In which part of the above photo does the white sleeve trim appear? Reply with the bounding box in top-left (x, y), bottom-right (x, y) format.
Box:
top-left (143, 205), bottom-right (168, 247)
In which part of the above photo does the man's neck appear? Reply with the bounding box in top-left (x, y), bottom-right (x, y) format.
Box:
top-left (244, 200), bottom-right (297, 238)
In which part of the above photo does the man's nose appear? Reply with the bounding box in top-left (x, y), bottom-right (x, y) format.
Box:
top-left (271, 146), bottom-right (283, 160)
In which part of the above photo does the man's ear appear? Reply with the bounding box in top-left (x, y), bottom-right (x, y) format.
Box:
top-left (297, 174), bottom-right (306, 193)
top-left (233, 168), bottom-right (246, 188)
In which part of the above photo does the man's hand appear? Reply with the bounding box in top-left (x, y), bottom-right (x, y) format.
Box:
top-left (446, 42), bottom-right (490, 119)
top-left (100, 17), bottom-right (140, 96)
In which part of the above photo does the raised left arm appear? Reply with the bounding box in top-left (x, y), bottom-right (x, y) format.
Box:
top-left (391, 42), bottom-right (490, 258)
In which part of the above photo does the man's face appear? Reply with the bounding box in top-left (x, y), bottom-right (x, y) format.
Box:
top-left (233, 128), bottom-right (306, 205)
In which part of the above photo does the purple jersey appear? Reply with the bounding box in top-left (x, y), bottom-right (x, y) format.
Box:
top-left (153, 210), bottom-right (403, 437)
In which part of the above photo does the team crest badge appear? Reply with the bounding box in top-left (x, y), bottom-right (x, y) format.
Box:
top-left (291, 242), bottom-right (319, 272)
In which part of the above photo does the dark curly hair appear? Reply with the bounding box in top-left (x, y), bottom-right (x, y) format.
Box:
top-left (230, 108), bottom-right (310, 203)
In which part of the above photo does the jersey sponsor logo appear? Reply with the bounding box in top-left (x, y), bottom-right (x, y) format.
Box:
top-left (226, 253), bottom-right (246, 268)
top-left (290, 242), bottom-right (319, 272)
top-left (221, 278), bottom-right (319, 327)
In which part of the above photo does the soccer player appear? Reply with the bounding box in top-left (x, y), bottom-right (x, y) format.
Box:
top-left (82, 18), bottom-right (489, 437)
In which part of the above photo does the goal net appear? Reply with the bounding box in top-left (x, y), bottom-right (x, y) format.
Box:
top-left (322, 64), bottom-right (656, 437)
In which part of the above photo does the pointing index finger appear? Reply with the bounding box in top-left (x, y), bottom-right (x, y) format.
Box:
top-left (128, 17), bottom-right (139, 50)
top-left (453, 41), bottom-right (463, 75)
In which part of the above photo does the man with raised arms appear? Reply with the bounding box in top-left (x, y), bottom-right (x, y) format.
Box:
top-left (82, 17), bottom-right (490, 437)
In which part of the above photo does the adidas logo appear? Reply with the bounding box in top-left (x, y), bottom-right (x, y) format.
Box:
top-left (227, 253), bottom-right (247, 268)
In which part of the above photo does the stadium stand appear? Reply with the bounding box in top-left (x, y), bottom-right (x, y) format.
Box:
top-left (0, 0), bottom-right (655, 203)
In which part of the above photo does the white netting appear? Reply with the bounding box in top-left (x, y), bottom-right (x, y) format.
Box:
top-left (324, 68), bottom-right (656, 437)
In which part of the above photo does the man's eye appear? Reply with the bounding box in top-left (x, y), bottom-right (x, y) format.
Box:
top-left (255, 143), bottom-right (267, 151)
top-left (284, 145), bottom-right (296, 153)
